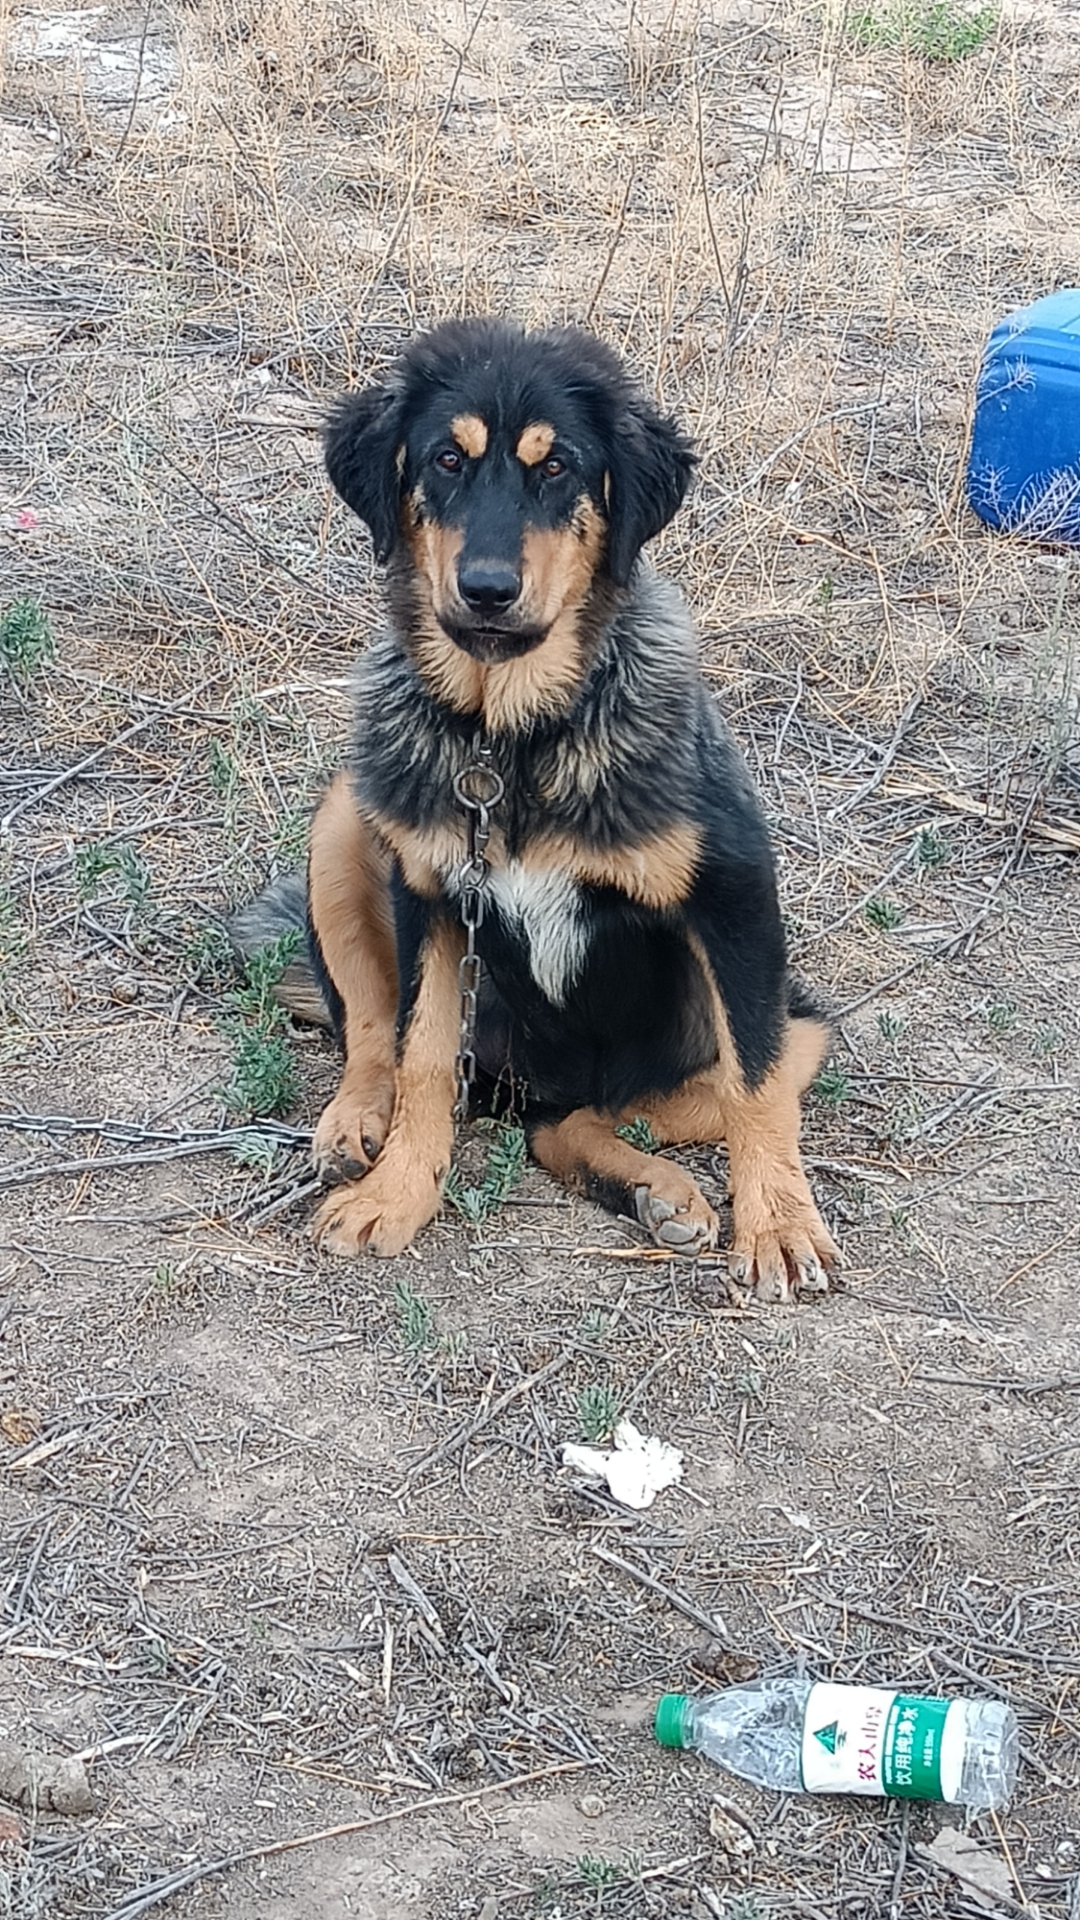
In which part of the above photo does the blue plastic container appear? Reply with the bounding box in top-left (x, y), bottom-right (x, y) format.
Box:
top-left (968, 289), bottom-right (1080, 544)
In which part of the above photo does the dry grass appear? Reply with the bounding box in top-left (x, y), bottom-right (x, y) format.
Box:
top-left (2, 1), bottom-right (1080, 1916)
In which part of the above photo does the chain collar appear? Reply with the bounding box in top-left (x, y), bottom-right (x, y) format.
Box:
top-left (451, 732), bottom-right (504, 1123)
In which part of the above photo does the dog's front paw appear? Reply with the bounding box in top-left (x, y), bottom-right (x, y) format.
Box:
top-left (634, 1168), bottom-right (719, 1253)
top-left (729, 1184), bottom-right (840, 1303)
top-left (312, 1081), bottom-right (395, 1185)
top-left (311, 1154), bottom-right (443, 1258)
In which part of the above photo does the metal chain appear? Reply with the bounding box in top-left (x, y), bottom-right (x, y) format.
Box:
top-left (451, 733), bottom-right (504, 1122)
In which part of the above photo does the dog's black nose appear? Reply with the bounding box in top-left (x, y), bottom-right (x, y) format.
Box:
top-left (457, 561), bottom-right (521, 613)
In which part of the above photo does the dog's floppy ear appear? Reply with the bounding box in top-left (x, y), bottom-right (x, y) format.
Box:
top-left (604, 397), bottom-right (696, 587)
top-left (324, 383), bottom-right (405, 564)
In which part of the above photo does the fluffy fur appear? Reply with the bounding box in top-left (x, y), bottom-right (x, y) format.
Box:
top-left (231, 317), bottom-right (839, 1301)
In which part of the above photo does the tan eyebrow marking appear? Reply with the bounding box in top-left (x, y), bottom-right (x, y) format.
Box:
top-left (450, 413), bottom-right (488, 458)
top-left (516, 421), bottom-right (556, 466)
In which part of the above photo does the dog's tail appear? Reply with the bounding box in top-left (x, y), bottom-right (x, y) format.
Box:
top-left (227, 872), bottom-right (332, 1028)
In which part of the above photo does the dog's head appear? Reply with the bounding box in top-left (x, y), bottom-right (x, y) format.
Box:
top-left (325, 318), bottom-right (695, 664)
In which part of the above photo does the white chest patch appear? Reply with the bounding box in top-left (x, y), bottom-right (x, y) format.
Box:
top-left (486, 864), bottom-right (588, 1006)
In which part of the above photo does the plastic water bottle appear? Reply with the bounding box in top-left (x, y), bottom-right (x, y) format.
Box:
top-left (654, 1679), bottom-right (1018, 1811)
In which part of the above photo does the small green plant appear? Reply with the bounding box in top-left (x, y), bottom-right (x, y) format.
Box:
top-left (75, 840), bottom-right (152, 913)
top-left (393, 1277), bottom-right (435, 1352)
top-left (724, 1896), bottom-right (766, 1920)
top-left (225, 930), bottom-right (302, 1027)
top-left (231, 692), bottom-right (271, 734)
top-left (0, 597), bottom-right (55, 679)
top-left (1034, 1022), bottom-right (1063, 1058)
top-left (222, 931), bottom-right (302, 1117)
top-left (987, 999), bottom-right (1017, 1035)
top-left (865, 896), bottom-right (903, 931)
top-left (846, 0), bottom-right (997, 60)
top-left (577, 1855), bottom-right (622, 1889)
top-left (577, 1306), bottom-right (614, 1343)
top-left (229, 1130), bottom-right (280, 1175)
top-left (135, 1257), bottom-right (207, 1322)
top-left (445, 1120), bottom-right (527, 1223)
top-left (439, 1328), bottom-right (468, 1369)
top-left (207, 736), bottom-right (241, 803)
top-left (814, 1063), bottom-right (851, 1108)
top-left (207, 734), bottom-right (250, 834)
top-left (914, 823), bottom-right (951, 870)
top-left (183, 922), bottom-right (236, 988)
top-left (877, 1009), bottom-right (905, 1042)
top-left (0, 885), bottom-right (26, 974)
top-left (734, 1363), bottom-right (765, 1403)
top-left (226, 1026), bottom-right (297, 1117)
top-left (614, 1114), bottom-right (660, 1152)
top-left (886, 1091), bottom-right (924, 1146)
top-left (816, 572), bottom-right (835, 610)
top-left (272, 803), bottom-right (310, 869)
top-left (577, 1381), bottom-right (620, 1443)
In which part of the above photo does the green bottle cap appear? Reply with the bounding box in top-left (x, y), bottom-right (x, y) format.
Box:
top-left (654, 1694), bottom-right (690, 1749)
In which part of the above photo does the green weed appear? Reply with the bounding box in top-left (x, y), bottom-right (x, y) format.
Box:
top-left (0, 885), bottom-right (26, 974)
top-left (0, 597), bottom-right (55, 679)
top-left (225, 930), bottom-right (302, 1028)
top-left (914, 823), bottom-right (951, 870)
top-left (886, 1091), bottom-right (925, 1146)
top-left (221, 931), bottom-right (303, 1117)
top-left (846, 0), bottom-right (997, 60)
top-left (814, 1063), bottom-right (851, 1108)
top-left (1034, 1022), bottom-right (1063, 1058)
top-left (393, 1277), bottom-right (436, 1352)
top-left (225, 1027), bottom-right (297, 1118)
top-left (987, 999), bottom-right (1017, 1035)
top-left (734, 1364), bottom-right (765, 1403)
top-left (272, 803), bottom-right (310, 869)
top-left (439, 1328), bottom-right (468, 1369)
top-left (877, 1009), bottom-right (905, 1042)
top-left (577, 1306), bottom-right (615, 1343)
top-left (445, 1120), bottom-right (527, 1224)
top-left (229, 1130), bottom-right (280, 1176)
top-left (75, 840), bottom-right (152, 913)
top-left (614, 1114), bottom-right (660, 1152)
top-left (577, 1856), bottom-right (622, 1889)
top-left (183, 922), bottom-right (236, 988)
top-left (577, 1381), bottom-right (620, 1443)
top-left (207, 737), bottom-right (241, 804)
top-left (865, 896), bottom-right (903, 931)
top-left (724, 1896), bottom-right (766, 1920)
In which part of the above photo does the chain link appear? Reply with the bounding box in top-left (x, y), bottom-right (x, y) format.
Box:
top-left (452, 733), bottom-right (504, 1123)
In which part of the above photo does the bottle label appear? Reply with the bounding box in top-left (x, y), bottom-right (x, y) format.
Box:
top-left (801, 1685), bottom-right (957, 1798)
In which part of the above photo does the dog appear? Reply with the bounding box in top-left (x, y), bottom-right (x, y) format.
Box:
top-left (232, 317), bottom-right (839, 1302)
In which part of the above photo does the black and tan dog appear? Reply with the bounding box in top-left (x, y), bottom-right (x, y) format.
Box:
top-left (234, 317), bottom-right (839, 1301)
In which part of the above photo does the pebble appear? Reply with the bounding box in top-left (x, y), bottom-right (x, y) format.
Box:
top-left (579, 1792), bottom-right (605, 1818)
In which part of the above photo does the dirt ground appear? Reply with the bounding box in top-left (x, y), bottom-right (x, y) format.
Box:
top-left (2, 1), bottom-right (1080, 1916)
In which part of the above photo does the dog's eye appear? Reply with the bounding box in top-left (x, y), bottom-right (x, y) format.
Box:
top-left (542, 456), bottom-right (566, 478)
top-left (435, 449), bottom-right (463, 473)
